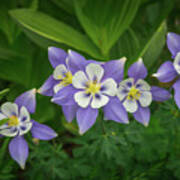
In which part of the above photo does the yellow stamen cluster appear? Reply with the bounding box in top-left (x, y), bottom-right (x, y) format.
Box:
top-left (127, 86), bottom-right (141, 100)
top-left (8, 115), bottom-right (19, 126)
top-left (86, 81), bottom-right (101, 95)
top-left (58, 71), bottom-right (73, 87)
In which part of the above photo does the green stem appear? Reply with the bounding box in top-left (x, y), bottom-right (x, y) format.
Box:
top-left (100, 111), bottom-right (106, 134)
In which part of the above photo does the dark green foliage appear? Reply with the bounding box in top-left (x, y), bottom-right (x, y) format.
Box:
top-left (0, 0), bottom-right (180, 179)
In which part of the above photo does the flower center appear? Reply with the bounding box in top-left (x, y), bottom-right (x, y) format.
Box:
top-left (127, 86), bottom-right (141, 100)
top-left (59, 71), bottom-right (73, 86)
top-left (8, 115), bottom-right (19, 127)
top-left (86, 81), bottom-right (101, 95)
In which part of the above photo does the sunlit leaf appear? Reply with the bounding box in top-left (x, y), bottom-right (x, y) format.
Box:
top-left (9, 9), bottom-right (103, 59)
top-left (74, 0), bottom-right (140, 57)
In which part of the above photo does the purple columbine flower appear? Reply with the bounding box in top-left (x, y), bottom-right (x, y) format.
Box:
top-left (0, 89), bottom-right (57, 169)
top-left (116, 58), bottom-right (171, 126)
top-left (52, 57), bottom-right (129, 134)
top-left (39, 47), bottom-right (90, 122)
top-left (153, 32), bottom-right (180, 108)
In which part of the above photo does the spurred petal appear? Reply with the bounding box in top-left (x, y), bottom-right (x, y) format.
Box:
top-left (38, 76), bottom-right (58, 96)
top-left (51, 85), bottom-right (76, 106)
top-left (31, 120), bottom-right (57, 140)
top-left (151, 86), bottom-right (171, 102)
top-left (76, 107), bottom-right (98, 134)
top-left (152, 61), bottom-right (177, 83)
top-left (0, 113), bottom-right (6, 120)
top-left (0, 127), bottom-right (18, 137)
top-left (48, 47), bottom-right (67, 68)
top-left (53, 64), bottom-right (67, 80)
top-left (67, 50), bottom-right (87, 74)
top-left (19, 106), bottom-right (30, 122)
top-left (91, 94), bottom-right (109, 108)
top-left (72, 71), bottom-right (88, 89)
top-left (118, 78), bottom-right (134, 90)
top-left (138, 91), bottom-right (152, 107)
top-left (135, 79), bottom-right (151, 91)
top-left (101, 78), bottom-right (117, 96)
top-left (103, 57), bottom-right (126, 83)
top-left (173, 79), bottom-right (180, 109)
top-left (128, 58), bottom-right (147, 81)
top-left (19, 122), bottom-right (33, 136)
top-left (86, 63), bottom-right (104, 82)
top-left (15, 89), bottom-right (36, 114)
top-left (133, 106), bottom-right (150, 126)
top-left (9, 136), bottom-right (29, 169)
top-left (1, 102), bottom-right (18, 117)
top-left (74, 91), bottom-right (91, 108)
top-left (53, 83), bottom-right (64, 94)
top-left (103, 97), bottom-right (129, 124)
top-left (123, 99), bottom-right (138, 113)
top-left (62, 105), bottom-right (78, 122)
top-left (167, 32), bottom-right (180, 58)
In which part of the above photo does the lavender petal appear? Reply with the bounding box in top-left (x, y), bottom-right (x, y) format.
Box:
top-left (48, 47), bottom-right (67, 68)
top-left (9, 136), bottom-right (28, 169)
top-left (15, 89), bottom-right (36, 114)
top-left (76, 106), bottom-right (98, 134)
top-left (151, 86), bottom-right (171, 102)
top-left (31, 120), bottom-right (57, 140)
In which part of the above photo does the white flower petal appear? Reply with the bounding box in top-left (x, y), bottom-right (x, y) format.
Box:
top-left (119, 78), bottom-right (134, 89)
top-left (123, 99), bottom-right (138, 113)
top-left (0, 127), bottom-right (18, 137)
top-left (72, 71), bottom-right (88, 89)
top-left (19, 122), bottom-right (33, 136)
top-left (1, 102), bottom-right (18, 117)
top-left (91, 94), bottom-right (109, 108)
top-left (0, 113), bottom-right (7, 120)
top-left (86, 63), bottom-right (104, 82)
top-left (53, 64), bottom-right (67, 80)
top-left (101, 78), bottom-right (117, 96)
top-left (173, 52), bottom-right (180, 74)
top-left (53, 83), bottom-right (64, 93)
top-left (135, 79), bottom-right (151, 91)
top-left (19, 106), bottom-right (30, 123)
top-left (74, 91), bottom-right (91, 108)
top-left (117, 85), bottom-right (128, 101)
top-left (139, 91), bottom-right (152, 107)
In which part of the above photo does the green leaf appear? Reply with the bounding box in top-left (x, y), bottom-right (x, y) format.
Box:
top-left (0, 47), bottom-right (23, 61)
top-left (0, 118), bottom-right (9, 126)
top-left (51, 0), bottom-right (74, 15)
top-left (30, 0), bottom-right (39, 11)
top-left (0, 88), bottom-right (9, 100)
top-left (74, 0), bottom-right (140, 57)
top-left (136, 21), bottom-right (167, 67)
top-left (9, 9), bottom-right (103, 59)
top-left (110, 0), bottom-right (173, 69)
top-left (0, 2), bottom-right (20, 44)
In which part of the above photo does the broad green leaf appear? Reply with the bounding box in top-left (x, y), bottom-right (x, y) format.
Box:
top-left (74, 0), bottom-right (140, 57)
top-left (9, 9), bottom-right (103, 59)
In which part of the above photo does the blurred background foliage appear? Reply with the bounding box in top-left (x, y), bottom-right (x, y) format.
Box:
top-left (0, 0), bottom-right (180, 179)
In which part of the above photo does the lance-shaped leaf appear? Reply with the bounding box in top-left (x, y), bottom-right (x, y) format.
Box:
top-left (74, 0), bottom-right (140, 57)
top-left (110, 0), bottom-right (173, 69)
top-left (9, 9), bottom-right (103, 59)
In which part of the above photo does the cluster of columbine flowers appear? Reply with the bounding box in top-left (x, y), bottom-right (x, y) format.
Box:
top-left (0, 32), bottom-right (179, 168)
